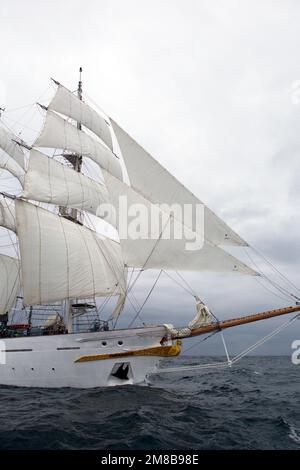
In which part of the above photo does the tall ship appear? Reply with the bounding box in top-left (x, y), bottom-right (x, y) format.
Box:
top-left (0, 69), bottom-right (299, 388)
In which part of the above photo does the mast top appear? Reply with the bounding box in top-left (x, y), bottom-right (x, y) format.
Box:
top-left (78, 67), bottom-right (83, 102)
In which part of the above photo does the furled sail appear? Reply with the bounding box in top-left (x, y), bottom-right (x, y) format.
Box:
top-left (49, 82), bottom-right (113, 150)
top-left (35, 110), bottom-right (122, 180)
top-left (0, 195), bottom-right (16, 232)
top-left (103, 171), bottom-right (257, 275)
top-left (0, 127), bottom-right (25, 169)
top-left (0, 254), bottom-right (20, 315)
top-left (16, 200), bottom-right (126, 306)
top-left (22, 149), bottom-right (116, 226)
top-left (111, 120), bottom-right (247, 247)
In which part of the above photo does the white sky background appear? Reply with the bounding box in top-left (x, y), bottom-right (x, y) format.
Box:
top-left (0, 0), bottom-right (300, 355)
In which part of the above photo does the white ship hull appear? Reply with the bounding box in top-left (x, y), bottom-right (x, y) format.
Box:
top-left (0, 325), bottom-right (179, 388)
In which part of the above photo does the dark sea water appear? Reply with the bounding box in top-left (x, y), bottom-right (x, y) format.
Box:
top-left (0, 356), bottom-right (299, 450)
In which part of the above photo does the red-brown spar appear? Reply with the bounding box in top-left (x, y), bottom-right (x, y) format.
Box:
top-left (171, 305), bottom-right (300, 339)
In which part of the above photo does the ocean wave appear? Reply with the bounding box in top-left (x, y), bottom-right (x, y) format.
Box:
top-left (0, 357), bottom-right (298, 450)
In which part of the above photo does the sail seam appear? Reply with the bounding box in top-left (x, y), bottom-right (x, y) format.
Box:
top-left (75, 223), bottom-right (96, 297)
top-left (47, 155), bottom-right (53, 201)
top-left (35, 204), bottom-right (43, 305)
top-left (91, 231), bottom-right (125, 298)
top-left (58, 216), bottom-right (70, 300)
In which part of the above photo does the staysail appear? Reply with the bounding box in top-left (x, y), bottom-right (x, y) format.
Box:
top-left (35, 109), bottom-right (122, 180)
top-left (111, 119), bottom-right (247, 247)
top-left (0, 254), bottom-right (20, 315)
top-left (49, 81), bottom-right (113, 150)
top-left (22, 149), bottom-right (116, 226)
top-left (103, 170), bottom-right (257, 275)
top-left (16, 200), bottom-right (126, 306)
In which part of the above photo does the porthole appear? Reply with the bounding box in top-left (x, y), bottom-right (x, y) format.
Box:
top-left (117, 340), bottom-right (123, 346)
top-left (52, 367), bottom-right (55, 371)
top-left (31, 368), bottom-right (34, 371)
top-left (101, 341), bottom-right (107, 347)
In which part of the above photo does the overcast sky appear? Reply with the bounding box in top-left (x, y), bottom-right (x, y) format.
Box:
top-left (1, 0), bottom-right (300, 355)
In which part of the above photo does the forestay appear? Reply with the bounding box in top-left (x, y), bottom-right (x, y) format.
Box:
top-left (111, 119), bottom-right (247, 247)
top-left (35, 110), bottom-right (122, 180)
top-left (22, 149), bottom-right (116, 226)
top-left (49, 83), bottom-right (113, 150)
top-left (16, 200), bottom-right (126, 305)
top-left (0, 254), bottom-right (20, 315)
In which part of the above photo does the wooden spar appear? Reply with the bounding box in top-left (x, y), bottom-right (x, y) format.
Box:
top-left (173, 305), bottom-right (300, 339)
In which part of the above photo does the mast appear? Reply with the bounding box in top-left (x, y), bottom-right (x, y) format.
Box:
top-left (70, 66), bottom-right (83, 214)
top-left (75, 66), bottom-right (83, 171)
top-left (58, 67), bottom-right (83, 220)
top-left (65, 67), bottom-right (83, 332)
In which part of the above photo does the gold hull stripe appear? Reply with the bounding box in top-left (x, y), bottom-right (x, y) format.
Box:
top-left (74, 342), bottom-right (181, 363)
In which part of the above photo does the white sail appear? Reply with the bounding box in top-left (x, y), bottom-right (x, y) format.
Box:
top-left (0, 254), bottom-right (20, 315)
top-left (103, 171), bottom-right (257, 275)
top-left (0, 195), bottom-right (16, 232)
top-left (0, 152), bottom-right (25, 183)
top-left (111, 119), bottom-right (247, 247)
top-left (35, 110), bottom-right (122, 180)
top-left (22, 149), bottom-right (116, 226)
top-left (49, 83), bottom-right (113, 150)
top-left (16, 200), bottom-right (126, 306)
top-left (0, 127), bottom-right (25, 169)
top-left (122, 237), bottom-right (256, 273)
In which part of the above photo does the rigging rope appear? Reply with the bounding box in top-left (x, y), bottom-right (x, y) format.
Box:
top-left (0, 84), bottom-right (52, 138)
top-left (128, 269), bottom-right (163, 328)
top-left (1, 114), bottom-right (40, 135)
top-left (125, 215), bottom-right (172, 300)
top-left (253, 276), bottom-right (293, 303)
top-left (244, 247), bottom-right (300, 303)
top-left (182, 329), bottom-right (220, 354)
top-left (251, 245), bottom-right (300, 297)
top-left (162, 269), bottom-right (194, 296)
top-left (175, 270), bottom-right (198, 297)
top-left (4, 103), bottom-right (35, 113)
top-left (162, 269), bottom-right (221, 323)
